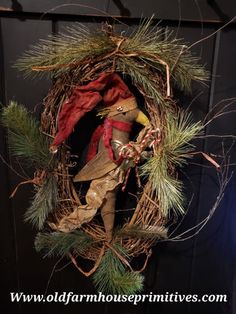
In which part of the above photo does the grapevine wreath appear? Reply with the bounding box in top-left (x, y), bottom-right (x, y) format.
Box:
top-left (2, 19), bottom-right (221, 294)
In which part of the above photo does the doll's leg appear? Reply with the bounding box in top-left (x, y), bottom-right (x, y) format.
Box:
top-left (48, 203), bottom-right (97, 232)
top-left (100, 190), bottom-right (117, 242)
top-left (49, 177), bottom-right (108, 232)
top-left (50, 169), bottom-right (121, 233)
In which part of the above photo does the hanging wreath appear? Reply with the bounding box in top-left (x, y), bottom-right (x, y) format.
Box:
top-left (2, 19), bottom-right (221, 294)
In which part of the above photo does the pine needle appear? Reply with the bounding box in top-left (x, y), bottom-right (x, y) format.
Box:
top-left (141, 110), bottom-right (203, 216)
top-left (117, 224), bottom-right (168, 240)
top-left (15, 24), bottom-right (115, 79)
top-left (35, 230), bottom-right (93, 257)
top-left (121, 18), bottom-right (208, 92)
top-left (1, 101), bottom-right (52, 170)
top-left (24, 174), bottom-right (58, 230)
top-left (92, 244), bottom-right (143, 295)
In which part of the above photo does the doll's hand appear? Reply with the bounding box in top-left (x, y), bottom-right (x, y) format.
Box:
top-left (49, 145), bottom-right (58, 154)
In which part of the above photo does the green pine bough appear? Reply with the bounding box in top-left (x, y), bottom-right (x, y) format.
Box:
top-left (1, 101), bottom-right (57, 229)
top-left (15, 19), bottom-right (208, 109)
top-left (24, 174), bottom-right (58, 230)
top-left (35, 232), bottom-right (143, 294)
top-left (1, 101), bottom-right (52, 170)
top-left (92, 244), bottom-right (144, 295)
top-left (35, 230), bottom-right (94, 257)
top-left (141, 110), bottom-right (203, 216)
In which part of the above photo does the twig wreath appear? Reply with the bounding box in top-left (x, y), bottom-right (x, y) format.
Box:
top-left (2, 19), bottom-right (224, 294)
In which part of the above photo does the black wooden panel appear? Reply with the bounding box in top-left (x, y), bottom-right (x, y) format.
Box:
top-left (58, 19), bottom-right (100, 33)
top-left (0, 0), bottom-right (109, 15)
top-left (0, 17), bottom-right (54, 314)
top-left (188, 26), bottom-right (236, 314)
top-left (210, 27), bottom-right (236, 140)
top-left (0, 19), bottom-right (19, 313)
top-left (1, 0), bottom-right (236, 22)
top-left (107, 0), bottom-right (236, 21)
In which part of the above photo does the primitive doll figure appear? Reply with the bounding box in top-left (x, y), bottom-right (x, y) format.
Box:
top-left (50, 73), bottom-right (151, 242)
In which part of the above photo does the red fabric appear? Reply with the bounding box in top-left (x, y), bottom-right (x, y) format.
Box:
top-left (86, 124), bottom-right (104, 162)
top-left (86, 118), bottom-right (132, 164)
top-left (52, 72), bottom-right (133, 147)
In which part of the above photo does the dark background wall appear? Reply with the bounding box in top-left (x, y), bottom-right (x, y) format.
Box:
top-left (0, 1), bottom-right (236, 314)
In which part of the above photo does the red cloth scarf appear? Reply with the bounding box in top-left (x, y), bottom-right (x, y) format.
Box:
top-left (86, 118), bottom-right (132, 165)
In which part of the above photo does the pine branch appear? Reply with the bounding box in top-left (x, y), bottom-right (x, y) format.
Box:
top-left (1, 101), bottom-right (52, 170)
top-left (141, 110), bottom-right (203, 216)
top-left (24, 174), bottom-right (58, 230)
top-left (35, 230), bottom-right (94, 257)
top-left (163, 111), bottom-right (203, 165)
top-left (117, 224), bottom-right (168, 240)
top-left (122, 18), bottom-right (208, 92)
top-left (15, 18), bottom-right (208, 94)
top-left (92, 244), bottom-right (143, 295)
top-left (15, 25), bottom-right (115, 78)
